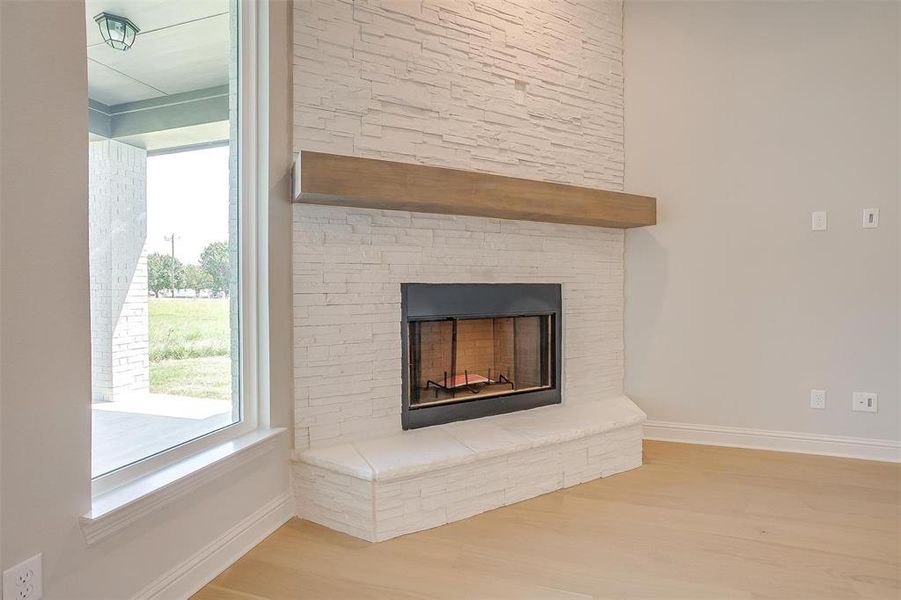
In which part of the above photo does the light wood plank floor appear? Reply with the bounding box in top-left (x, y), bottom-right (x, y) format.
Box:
top-left (195, 441), bottom-right (900, 599)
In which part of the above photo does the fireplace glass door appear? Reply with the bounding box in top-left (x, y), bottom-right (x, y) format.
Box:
top-left (408, 315), bottom-right (553, 408)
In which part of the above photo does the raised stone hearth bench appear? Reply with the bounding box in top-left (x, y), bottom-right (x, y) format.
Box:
top-left (293, 396), bottom-right (646, 542)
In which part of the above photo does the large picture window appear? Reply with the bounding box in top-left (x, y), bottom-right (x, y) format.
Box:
top-left (87, 0), bottom-right (249, 479)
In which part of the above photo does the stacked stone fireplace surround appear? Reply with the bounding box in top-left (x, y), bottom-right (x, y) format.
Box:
top-left (292, 0), bottom-right (645, 541)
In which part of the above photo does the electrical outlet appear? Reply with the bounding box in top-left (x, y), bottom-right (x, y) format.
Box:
top-left (852, 392), bottom-right (878, 413)
top-left (811, 211), bottom-right (827, 231)
top-left (809, 389), bottom-right (826, 409)
top-left (862, 208), bottom-right (879, 228)
top-left (2, 554), bottom-right (42, 600)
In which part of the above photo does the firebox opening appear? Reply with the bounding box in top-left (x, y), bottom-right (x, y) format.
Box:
top-left (401, 283), bottom-right (562, 430)
top-left (409, 315), bottom-right (553, 408)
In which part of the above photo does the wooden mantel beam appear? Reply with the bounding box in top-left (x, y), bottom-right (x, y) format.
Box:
top-left (292, 151), bottom-right (656, 229)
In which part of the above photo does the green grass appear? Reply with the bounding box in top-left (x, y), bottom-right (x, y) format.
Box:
top-left (149, 298), bottom-right (232, 400)
top-left (150, 356), bottom-right (232, 400)
top-left (149, 298), bottom-right (231, 361)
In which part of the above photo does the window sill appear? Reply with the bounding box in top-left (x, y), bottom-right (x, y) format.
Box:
top-left (80, 427), bottom-right (287, 546)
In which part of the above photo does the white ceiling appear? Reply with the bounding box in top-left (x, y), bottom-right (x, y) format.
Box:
top-left (117, 121), bottom-right (230, 152)
top-left (86, 0), bottom-right (230, 106)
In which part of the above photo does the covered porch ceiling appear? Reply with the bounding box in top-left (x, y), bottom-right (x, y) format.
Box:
top-left (86, 0), bottom-right (231, 151)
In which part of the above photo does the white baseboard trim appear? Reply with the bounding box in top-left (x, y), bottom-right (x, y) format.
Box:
top-left (644, 420), bottom-right (901, 463)
top-left (134, 490), bottom-right (295, 600)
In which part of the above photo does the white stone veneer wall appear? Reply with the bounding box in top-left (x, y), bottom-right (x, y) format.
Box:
top-left (293, 207), bottom-right (624, 448)
top-left (296, 424), bottom-right (642, 541)
top-left (89, 140), bottom-right (149, 402)
top-left (294, 0), bottom-right (624, 185)
top-left (293, 0), bottom-right (626, 449)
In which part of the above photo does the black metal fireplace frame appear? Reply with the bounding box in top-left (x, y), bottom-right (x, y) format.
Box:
top-left (401, 283), bottom-right (562, 430)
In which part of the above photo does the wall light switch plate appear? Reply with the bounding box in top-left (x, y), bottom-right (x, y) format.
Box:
top-left (852, 392), bottom-right (877, 413)
top-left (863, 208), bottom-right (879, 228)
top-left (2, 553), bottom-right (42, 600)
top-left (809, 389), bottom-right (826, 409)
top-left (811, 211), bottom-right (827, 231)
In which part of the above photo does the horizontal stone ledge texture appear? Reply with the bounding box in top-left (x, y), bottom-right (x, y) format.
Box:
top-left (293, 396), bottom-right (645, 542)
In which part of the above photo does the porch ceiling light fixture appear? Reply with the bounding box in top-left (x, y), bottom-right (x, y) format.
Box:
top-left (94, 13), bottom-right (139, 51)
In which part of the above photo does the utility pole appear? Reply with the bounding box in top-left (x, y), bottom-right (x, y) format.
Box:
top-left (164, 233), bottom-right (179, 298)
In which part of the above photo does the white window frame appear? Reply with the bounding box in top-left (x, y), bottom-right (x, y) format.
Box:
top-left (91, 0), bottom-right (271, 496)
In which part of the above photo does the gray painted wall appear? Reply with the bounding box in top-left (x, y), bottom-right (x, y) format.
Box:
top-left (624, 0), bottom-right (900, 442)
top-left (0, 1), bottom-right (294, 597)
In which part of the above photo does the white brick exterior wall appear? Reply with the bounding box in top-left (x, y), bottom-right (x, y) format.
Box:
top-left (89, 140), bottom-right (149, 402)
top-left (293, 0), bottom-right (628, 449)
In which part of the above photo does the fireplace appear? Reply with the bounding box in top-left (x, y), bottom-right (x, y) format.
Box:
top-left (401, 283), bottom-right (562, 429)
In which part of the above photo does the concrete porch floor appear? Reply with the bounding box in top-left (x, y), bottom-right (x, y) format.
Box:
top-left (92, 392), bottom-right (234, 477)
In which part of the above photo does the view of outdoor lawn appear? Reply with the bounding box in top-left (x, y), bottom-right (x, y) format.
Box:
top-left (146, 240), bottom-right (232, 401)
top-left (142, 146), bottom-right (235, 404)
top-left (86, 17), bottom-right (237, 476)
top-left (149, 297), bottom-right (230, 400)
